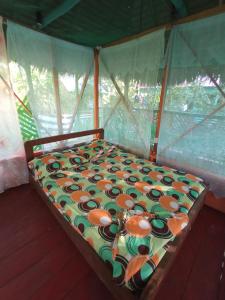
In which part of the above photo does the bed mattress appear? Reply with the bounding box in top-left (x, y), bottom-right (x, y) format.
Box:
top-left (28, 139), bottom-right (206, 291)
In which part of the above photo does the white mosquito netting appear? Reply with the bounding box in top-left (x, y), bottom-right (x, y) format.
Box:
top-left (157, 13), bottom-right (225, 197)
top-left (0, 18), bottom-right (28, 192)
top-left (7, 21), bottom-right (94, 148)
top-left (99, 29), bottom-right (165, 158)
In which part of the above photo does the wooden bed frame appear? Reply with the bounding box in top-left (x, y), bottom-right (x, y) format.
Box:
top-left (24, 128), bottom-right (207, 300)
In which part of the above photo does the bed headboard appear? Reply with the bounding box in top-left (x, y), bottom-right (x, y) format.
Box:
top-left (24, 128), bottom-right (104, 162)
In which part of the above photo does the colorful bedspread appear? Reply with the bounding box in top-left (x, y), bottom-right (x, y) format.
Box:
top-left (29, 140), bottom-right (206, 291)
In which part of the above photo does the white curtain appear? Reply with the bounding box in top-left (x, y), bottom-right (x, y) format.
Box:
top-left (0, 18), bottom-right (28, 192)
top-left (157, 13), bottom-right (225, 197)
top-left (99, 29), bottom-right (165, 158)
top-left (7, 21), bottom-right (94, 148)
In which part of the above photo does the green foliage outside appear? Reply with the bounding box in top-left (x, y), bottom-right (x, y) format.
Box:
top-left (13, 62), bottom-right (224, 155)
top-left (16, 95), bottom-right (41, 150)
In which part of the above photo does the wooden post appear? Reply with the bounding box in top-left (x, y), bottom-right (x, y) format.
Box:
top-left (94, 48), bottom-right (99, 130)
top-left (75, 75), bottom-right (79, 100)
top-left (67, 70), bottom-right (91, 133)
top-left (150, 65), bottom-right (169, 161)
top-left (52, 67), bottom-right (63, 135)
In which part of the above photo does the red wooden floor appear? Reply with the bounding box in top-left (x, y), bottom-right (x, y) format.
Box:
top-left (0, 184), bottom-right (224, 300)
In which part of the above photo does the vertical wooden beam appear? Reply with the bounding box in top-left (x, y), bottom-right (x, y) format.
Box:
top-left (75, 75), bottom-right (79, 100)
top-left (150, 65), bottom-right (169, 161)
top-left (67, 70), bottom-right (91, 133)
top-left (94, 49), bottom-right (99, 130)
top-left (53, 67), bottom-right (63, 135)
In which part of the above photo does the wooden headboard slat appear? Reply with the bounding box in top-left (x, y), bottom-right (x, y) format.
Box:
top-left (24, 128), bottom-right (104, 162)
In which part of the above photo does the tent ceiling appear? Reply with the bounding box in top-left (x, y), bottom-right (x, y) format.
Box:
top-left (0, 0), bottom-right (219, 47)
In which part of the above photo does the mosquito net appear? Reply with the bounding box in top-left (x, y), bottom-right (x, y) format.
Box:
top-left (0, 18), bottom-right (28, 192)
top-left (7, 21), bottom-right (94, 147)
top-left (99, 29), bottom-right (165, 158)
top-left (157, 13), bottom-right (225, 197)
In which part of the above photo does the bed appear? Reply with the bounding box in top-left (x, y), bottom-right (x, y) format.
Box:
top-left (24, 128), bottom-right (207, 300)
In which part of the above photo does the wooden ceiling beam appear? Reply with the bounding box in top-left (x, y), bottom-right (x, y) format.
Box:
top-left (40, 0), bottom-right (80, 29)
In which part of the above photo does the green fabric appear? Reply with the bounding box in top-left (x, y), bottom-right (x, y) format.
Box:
top-left (31, 139), bottom-right (206, 291)
top-left (16, 95), bottom-right (40, 150)
top-left (29, 149), bottom-right (89, 180)
top-left (0, 0), bottom-right (219, 47)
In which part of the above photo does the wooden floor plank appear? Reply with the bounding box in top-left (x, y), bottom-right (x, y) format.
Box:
top-left (0, 185), bottom-right (42, 220)
top-left (0, 202), bottom-right (51, 240)
top-left (183, 208), bottom-right (225, 300)
top-left (0, 208), bottom-right (58, 260)
top-left (156, 207), bottom-right (225, 300)
top-left (63, 272), bottom-right (114, 300)
top-left (30, 255), bottom-right (91, 300)
top-left (0, 241), bottom-right (76, 300)
top-left (0, 227), bottom-right (68, 287)
top-left (218, 253), bottom-right (225, 300)
top-left (0, 184), bottom-right (224, 300)
top-left (155, 208), bottom-right (207, 300)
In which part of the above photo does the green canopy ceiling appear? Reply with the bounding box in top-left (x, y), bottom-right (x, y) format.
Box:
top-left (0, 0), bottom-right (219, 47)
